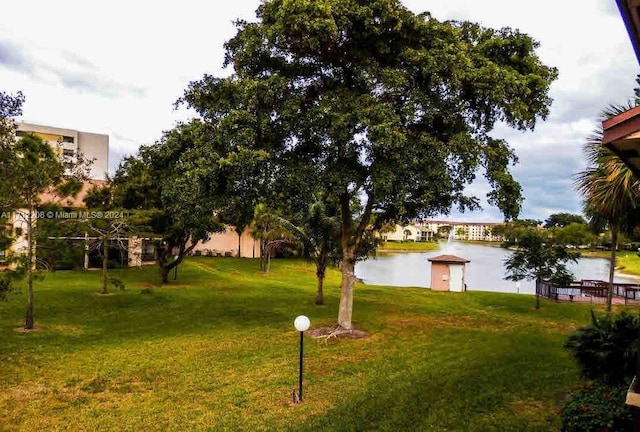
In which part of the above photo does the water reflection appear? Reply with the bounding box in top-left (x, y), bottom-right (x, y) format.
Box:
top-left (354, 242), bottom-right (638, 295)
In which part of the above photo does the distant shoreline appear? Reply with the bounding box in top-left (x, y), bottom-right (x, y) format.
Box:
top-left (617, 271), bottom-right (640, 281)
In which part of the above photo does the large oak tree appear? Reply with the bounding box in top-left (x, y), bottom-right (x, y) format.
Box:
top-left (181, 0), bottom-right (558, 329)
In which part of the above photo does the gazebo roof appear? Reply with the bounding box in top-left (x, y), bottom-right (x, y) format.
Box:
top-left (427, 254), bottom-right (470, 264)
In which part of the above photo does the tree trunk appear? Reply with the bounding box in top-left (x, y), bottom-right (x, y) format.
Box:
top-left (161, 265), bottom-right (170, 284)
top-left (315, 251), bottom-right (327, 305)
top-left (337, 191), bottom-right (366, 330)
top-left (607, 226), bottom-right (618, 313)
top-left (535, 277), bottom-right (540, 310)
top-left (24, 205), bottom-right (34, 329)
top-left (156, 244), bottom-right (172, 284)
top-left (338, 246), bottom-right (356, 329)
top-left (266, 250), bottom-right (271, 273)
top-left (315, 274), bottom-right (325, 305)
top-left (259, 240), bottom-right (265, 271)
top-left (100, 238), bottom-right (109, 294)
top-left (237, 232), bottom-right (241, 258)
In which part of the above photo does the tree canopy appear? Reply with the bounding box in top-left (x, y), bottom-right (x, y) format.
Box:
top-left (0, 91), bottom-right (25, 209)
top-left (544, 212), bottom-right (587, 229)
top-left (111, 120), bottom-right (228, 282)
top-left (504, 228), bottom-right (579, 309)
top-left (180, 0), bottom-right (558, 329)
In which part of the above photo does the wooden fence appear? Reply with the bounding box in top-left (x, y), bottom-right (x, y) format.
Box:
top-left (538, 279), bottom-right (640, 305)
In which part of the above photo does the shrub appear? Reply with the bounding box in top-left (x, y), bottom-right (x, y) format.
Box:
top-left (0, 274), bottom-right (12, 300)
top-left (561, 383), bottom-right (632, 432)
top-left (109, 278), bottom-right (125, 291)
top-left (564, 310), bottom-right (639, 385)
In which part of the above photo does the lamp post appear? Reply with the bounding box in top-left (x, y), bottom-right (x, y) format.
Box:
top-left (293, 315), bottom-right (310, 403)
top-left (173, 255), bottom-right (179, 280)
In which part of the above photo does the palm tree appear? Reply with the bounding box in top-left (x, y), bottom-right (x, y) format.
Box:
top-left (250, 204), bottom-right (302, 273)
top-left (575, 102), bottom-right (640, 311)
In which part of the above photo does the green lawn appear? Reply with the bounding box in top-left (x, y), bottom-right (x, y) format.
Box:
top-left (0, 257), bottom-right (627, 431)
top-left (616, 250), bottom-right (640, 277)
top-left (379, 241), bottom-right (440, 251)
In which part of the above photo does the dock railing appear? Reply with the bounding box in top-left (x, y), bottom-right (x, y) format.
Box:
top-left (538, 279), bottom-right (640, 305)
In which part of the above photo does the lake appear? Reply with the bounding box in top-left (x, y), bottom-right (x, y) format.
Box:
top-left (354, 242), bottom-right (639, 295)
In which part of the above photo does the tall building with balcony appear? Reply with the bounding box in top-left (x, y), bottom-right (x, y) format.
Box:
top-left (16, 122), bottom-right (109, 181)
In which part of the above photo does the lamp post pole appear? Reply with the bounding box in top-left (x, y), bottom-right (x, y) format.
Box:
top-left (293, 315), bottom-right (310, 403)
top-left (299, 330), bottom-right (304, 401)
top-left (173, 255), bottom-right (179, 280)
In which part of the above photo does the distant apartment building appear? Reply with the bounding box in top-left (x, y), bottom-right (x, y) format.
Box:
top-left (419, 220), bottom-right (504, 242)
top-left (380, 224), bottom-right (433, 242)
top-left (17, 122), bottom-right (109, 181)
top-left (1, 123), bottom-right (110, 267)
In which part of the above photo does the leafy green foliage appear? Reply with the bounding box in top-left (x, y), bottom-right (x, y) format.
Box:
top-left (550, 223), bottom-right (596, 248)
top-left (544, 213), bottom-right (587, 228)
top-left (0, 91), bottom-right (25, 210)
top-left (0, 273), bottom-right (13, 301)
top-left (493, 219), bottom-right (542, 245)
top-left (84, 184), bottom-right (113, 210)
top-left (504, 228), bottom-right (578, 309)
top-left (111, 120), bottom-right (228, 282)
top-left (250, 203), bottom-right (302, 272)
top-left (564, 311), bottom-right (639, 386)
top-left (560, 383), bottom-right (632, 432)
top-left (35, 203), bottom-right (85, 270)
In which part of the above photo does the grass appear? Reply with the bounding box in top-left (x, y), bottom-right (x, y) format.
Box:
top-left (616, 250), bottom-right (640, 276)
top-left (379, 241), bottom-right (440, 251)
top-left (579, 249), bottom-right (640, 276)
top-left (0, 257), bottom-right (631, 431)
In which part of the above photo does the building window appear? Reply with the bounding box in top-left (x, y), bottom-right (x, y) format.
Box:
top-left (141, 241), bottom-right (156, 261)
top-left (63, 149), bottom-right (75, 157)
top-left (62, 136), bottom-right (74, 143)
top-left (15, 130), bottom-right (26, 137)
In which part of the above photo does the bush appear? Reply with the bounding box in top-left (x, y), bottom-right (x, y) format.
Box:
top-left (564, 310), bottom-right (639, 385)
top-left (561, 383), bottom-right (632, 432)
top-left (0, 274), bottom-right (12, 300)
top-left (109, 278), bottom-right (125, 291)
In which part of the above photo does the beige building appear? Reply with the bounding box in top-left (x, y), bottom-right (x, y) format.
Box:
top-left (190, 226), bottom-right (261, 258)
top-left (17, 122), bottom-right (109, 181)
top-left (380, 224), bottom-right (433, 242)
top-left (420, 220), bottom-right (504, 242)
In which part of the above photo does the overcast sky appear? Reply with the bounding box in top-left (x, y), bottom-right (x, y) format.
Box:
top-left (0, 1), bottom-right (637, 223)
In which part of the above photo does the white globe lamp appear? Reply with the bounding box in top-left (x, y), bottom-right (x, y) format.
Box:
top-left (294, 315), bottom-right (310, 332)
